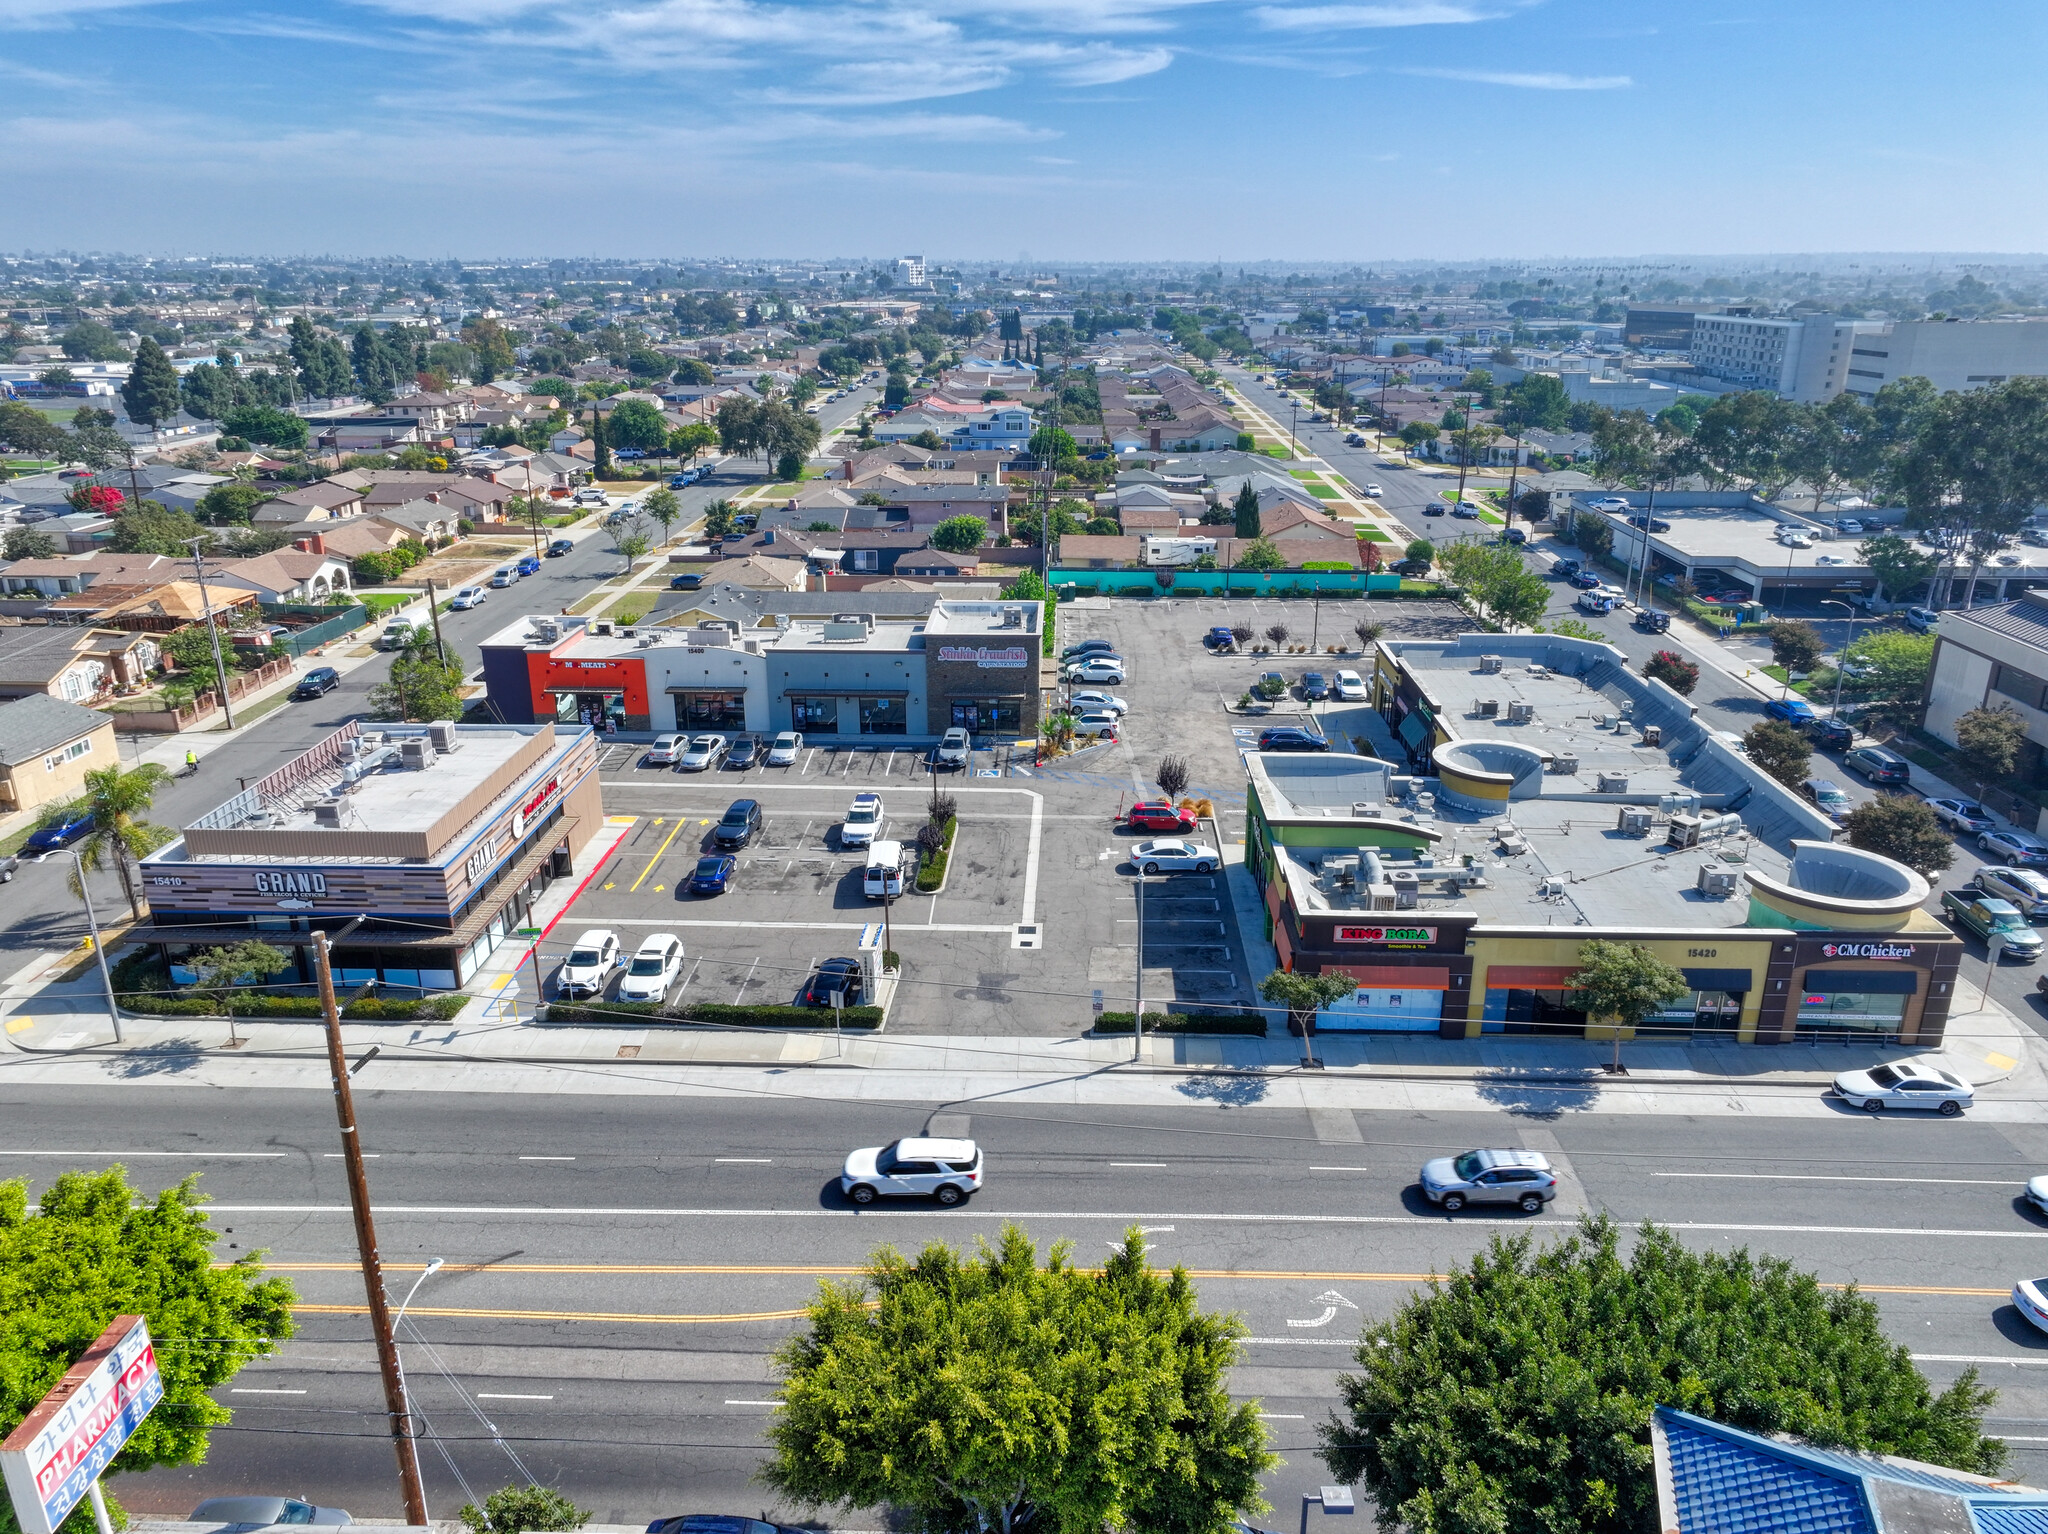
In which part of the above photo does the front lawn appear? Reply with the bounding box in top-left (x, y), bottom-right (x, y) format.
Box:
top-left (1307, 485), bottom-right (1341, 499)
top-left (359, 593), bottom-right (413, 618)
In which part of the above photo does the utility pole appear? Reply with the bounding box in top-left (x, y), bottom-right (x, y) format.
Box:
top-left (314, 930), bottom-right (429, 1526)
top-left (183, 537), bottom-right (236, 729)
top-left (1131, 867), bottom-right (1144, 1062)
top-left (423, 577), bottom-right (449, 667)
top-left (69, 847), bottom-right (122, 1044)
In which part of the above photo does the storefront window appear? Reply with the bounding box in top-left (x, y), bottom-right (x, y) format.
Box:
top-left (677, 691), bottom-right (746, 729)
top-left (953, 698), bottom-right (1022, 733)
top-left (1481, 988), bottom-right (1586, 1035)
top-left (792, 696), bottom-right (838, 732)
top-left (859, 697), bottom-right (907, 735)
top-left (1796, 989), bottom-right (1908, 1034)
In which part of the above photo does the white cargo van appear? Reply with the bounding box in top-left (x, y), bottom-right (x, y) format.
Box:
top-left (863, 839), bottom-right (908, 900)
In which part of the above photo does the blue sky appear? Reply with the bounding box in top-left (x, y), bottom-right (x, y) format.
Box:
top-left (0, 0), bottom-right (2038, 261)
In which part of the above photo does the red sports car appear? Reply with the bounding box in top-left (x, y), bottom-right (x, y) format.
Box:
top-left (1126, 800), bottom-right (1196, 833)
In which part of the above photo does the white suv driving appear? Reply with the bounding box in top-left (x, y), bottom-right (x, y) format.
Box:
top-left (840, 1137), bottom-right (983, 1206)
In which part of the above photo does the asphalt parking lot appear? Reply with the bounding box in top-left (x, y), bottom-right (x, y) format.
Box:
top-left (529, 595), bottom-right (1467, 1035)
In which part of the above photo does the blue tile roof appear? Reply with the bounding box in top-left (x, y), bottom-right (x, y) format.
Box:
top-left (1976, 1510), bottom-right (2048, 1534)
top-left (1793, 1442), bottom-right (1998, 1497)
top-left (1662, 1414), bottom-right (1872, 1534)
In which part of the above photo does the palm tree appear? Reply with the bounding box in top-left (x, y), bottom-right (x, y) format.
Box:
top-left (65, 762), bottom-right (176, 921)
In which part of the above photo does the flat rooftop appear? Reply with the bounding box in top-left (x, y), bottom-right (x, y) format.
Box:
top-left (1612, 507), bottom-right (2048, 583)
top-left (921, 600), bottom-right (1043, 637)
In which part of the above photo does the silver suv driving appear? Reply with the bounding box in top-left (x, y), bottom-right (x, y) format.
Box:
top-left (1419, 1148), bottom-right (1557, 1213)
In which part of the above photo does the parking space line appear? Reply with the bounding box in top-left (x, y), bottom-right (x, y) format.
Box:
top-left (629, 818), bottom-right (689, 893)
top-left (733, 957), bottom-right (760, 1003)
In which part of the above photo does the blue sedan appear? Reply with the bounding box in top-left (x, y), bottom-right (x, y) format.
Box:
top-left (687, 854), bottom-right (737, 895)
top-left (1765, 697), bottom-right (1817, 725)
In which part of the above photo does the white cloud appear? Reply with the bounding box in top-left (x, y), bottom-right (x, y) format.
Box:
top-left (0, 0), bottom-right (177, 26)
top-left (1403, 65), bottom-right (1630, 87)
top-left (1252, 1), bottom-right (1496, 29)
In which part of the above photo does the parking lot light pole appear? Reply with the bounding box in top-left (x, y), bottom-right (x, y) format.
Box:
top-left (1132, 869), bottom-right (1145, 1063)
top-left (1819, 598), bottom-right (1867, 720)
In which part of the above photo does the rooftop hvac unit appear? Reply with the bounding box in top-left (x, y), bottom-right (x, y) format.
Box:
top-left (243, 808), bottom-right (277, 828)
top-left (400, 739), bottom-right (436, 771)
top-left (1552, 754), bottom-right (1579, 774)
top-left (1000, 606), bottom-right (1024, 628)
top-left (1352, 802), bottom-right (1386, 818)
top-left (593, 621), bottom-right (612, 636)
top-left (1538, 876), bottom-right (1567, 897)
top-left (1596, 771), bottom-right (1630, 793)
top-left (1697, 866), bottom-right (1741, 898)
top-left (1592, 711), bottom-right (1612, 727)
top-left (1477, 699), bottom-right (1499, 717)
top-left (1527, 664), bottom-right (1548, 678)
top-left (1391, 870), bottom-right (1420, 909)
top-left (428, 720), bottom-right (458, 753)
top-left (1478, 654), bottom-right (1503, 674)
top-left (312, 802), bottom-right (344, 828)
top-left (1641, 723), bottom-right (1663, 747)
top-left (531, 619), bottom-right (560, 643)
top-left (1617, 806), bottom-right (1654, 836)
top-left (1506, 700), bottom-right (1534, 724)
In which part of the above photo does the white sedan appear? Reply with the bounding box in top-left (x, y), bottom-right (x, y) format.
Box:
top-left (766, 731), bottom-right (803, 766)
top-left (448, 586), bottom-right (488, 610)
top-left (1334, 669), bottom-right (1367, 701)
top-left (1362, 482), bottom-right (1384, 498)
top-left (644, 733), bottom-right (687, 766)
top-left (1130, 838), bottom-right (1220, 875)
top-left (2014, 1275), bottom-right (2048, 1334)
top-left (1831, 1061), bottom-right (1974, 1115)
top-left (677, 734), bottom-right (729, 772)
top-left (1069, 690), bottom-right (1128, 716)
top-left (1066, 658), bottom-right (1127, 684)
top-left (2026, 1175), bottom-right (2048, 1216)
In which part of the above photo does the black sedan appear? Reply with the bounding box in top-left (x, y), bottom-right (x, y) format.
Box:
top-left (1257, 727), bottom-right (1329, 752)
top-left (291, 666), bottom-right (340, 699)
top-left (670, 572), bottom-right (704, 590)
top-left (802, 957), bottom-right (864, 1007)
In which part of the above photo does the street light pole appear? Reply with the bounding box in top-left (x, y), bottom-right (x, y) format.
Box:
top-left (69, 847), bottom-right (121, 1044)
top-left (1819, 598), bottom-right (1865, 720)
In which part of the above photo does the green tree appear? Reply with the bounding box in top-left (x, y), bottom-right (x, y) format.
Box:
top-left (1785, 393), bottom-right (1879, 518)
top-left (458, 1486), bottom-right (590, 1534)
top-left (0, 1167), bottom-right (297, 1534)
top-left (3, 527), bottom-right (58, 561)
top-left (1954, 702), bottom-right (2030, 779)
top-left (1029, 423), bottom-right (1079, 464)
top-left (641, 485), bottom-right (682, 545)
top-left (189, 940), bottom-right (293, 1015)
top-left (1842, 796), bottom-right (1955, 878)
top-left (1542, 616), bottom-right (1609, 642)
top-left (607, 398), bottom-right (670, 454)
top-left (1642, 649), bottom-right (1699, 695)
top-left (369, 636), bottom-right (465, 723)
top-left (61, 762), bottom-right (176, 922)
top-left (1839, 629), bottom-right (1935, 710)
top-left (0, 402), bottom-right (68, 456)
top-left (1768, 619), bottom-right (1826, 673)
top-left (526, 377), bottom-right (579, 411)
top-left (765, 1224), bottom-right (1274, 1534)
top-left (160, 624), bottom-right (228, 698)
top-left (1744, 719), bottom-right (1812, 788)
top-left (121, 336), bottom-right (184, 428)
top-left (1258, 969), bottom-right (1356, 1035)
top-left (61, 318), bottom-right (130, 362)
top-left (1318, 1215), bottom-right (2003, 1534)
top-left (1236, 536), bottom-right (1285, 572)
top-left (669, 421), bottom-right (719, 463)
top-left (460, 317), bottom-right (516, 383)
top-left (930, 515), bottom-right (988, 553)
top-left (1895, 378), bottom-right (2048, 606)
top-left (220, 404), bottom-right (308, 449)
top-left (1404, 538), bottom-right (1435, 564)
top-left (1693, 389), bottom-right (1800, 498)
top-left (108, 501), bottom-right (207, 557)
top-left (1398, 420), bottom-right (1438, 456)
top-left (1566, 937), bottom-right (1690, 1034)
top-left (1232, 482), bottom-right (1261, 540)
top-left (589, 408), bottom-right (612, 477)
top-left (197, 483), bottom-right (269, 526)
top-left (703, 499), bottom-right (738, 539)
top-left (1860, 533), bottom-right (1941, 603)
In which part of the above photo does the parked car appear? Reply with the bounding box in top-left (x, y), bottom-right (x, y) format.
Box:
top-left (863, 839), bottom-right (909, 900)
top-left (489, 567), bottom-right (517, 588)
top-left (1299, 671), bottom-right (1330, 701)
top-left (839, 792), bottom-right (884, 848)
top-left (1975, 866), bottom-right (2048, 919)
top-left (617, 934), bottom-right (684, 1002)
top-left (1576, 591), bottom-right (1618, 615)
top-left (1419, 1149), bottom-right (1557, 1213)
top-left (0, 852), bottom-right (16, 883)
top-left (1061, 638), bottom-right (1116, 662)
top-left (547, 538), bottom-right (575, 557)
top-left (1423, 502), bottom-right (1445, 517)
top-left (1257, 727), bottom-right (1328, 752)
top-left (1069, 690), bottom-right (1128, 715)
top-left (1843, 744), bottom-right (1911, 784)
top-left (1334, 669), bottom-right (1367, 701)
top-left (379, 620), bottom-right (416, 650)
top-left (669, 572), bottom-right (705, 590)
top-left (449, 586), bottom-right (487, 609)
top-left (1778, 531), bottom-right (1813, 549)
top-left (1765, 697), bottom-right (1817, 725)
top-left (766, 731), bottom-right (803, 766)
top-left (1127, 800), bottom-right (1196, 834)
top-left (1072, 711), bottom-right (1121, 739)
top-left (688, 853), bottom-right (737, 896)
top-left (721, 734), bottom-right (758, 770)
top-left (934, 726), bottom-right (972, 766)
top-left (676, 734), bottom-right (728, 771)
top-left (802, 957), bottom-right (864, 1007)
top-left (24, 812), bottom-right (94, 854)
top-left (1550, 558), bottom-right (1582, 579)
top-left (839, 1136), bottom-right (982, 1206)
top-left (573, 487), bottom-right (608, 506)
top-left (1634, 609), bottom-right (1671, 633)
top-left (1065, 657), bottom-right (1127, 684)
top-left (1805, 716), bottom-right (1855, 750)
top-left (1981, 829), bottom-right (2048, 866)
top-left (1131, 838), bottom-right (1219, 874)
top-left (516, 554), bottom-right (541, 577)
top-left (1585, 497), bottom-right (1630, 512)
top-left (1568, 569), bottom-right (1603, 590)
top-left (190, 1499), bottom-right (351, 1528)
top-left (1203, 626), bottom-right (1238, 651)
top-left (292, 666), bottom-right (341, 699)
top-left (645, 733), bottom-right (688, 766)
top-left (1831, 1062), bottom-right (1975, 1115)
top-left (2012, 1278), bottom-right (2048, 1334)
top-left (1834, 517), bottom-right (1865, 534)
top-left (1801, 779), bottom-right (1852, 821)
top-left (713, 798), bottom-right (763, 849)
top-left (1362, 482), bottom-right (1384, 497)
top-left (1905, 606), bottom-right (1940, 632)
top-left (1940, 891), bottom-right (2044, 959)
top-left (556, 929), bottom-right (622, 998)
top-left (1626, 515), bottom-right (1673, 533)
top-left (1450, 502), bottom-right (1479, 519)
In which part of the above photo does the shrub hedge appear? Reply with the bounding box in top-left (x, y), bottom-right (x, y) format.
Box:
top-left (1091, 1010), bottom-right (1269, 1036)
top-left (914, 815), bottom-right (958, 893)
top-left (118, 988), bottom-right (466, 1021)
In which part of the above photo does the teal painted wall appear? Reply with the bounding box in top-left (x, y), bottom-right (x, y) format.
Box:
top-left (1053, 570), bottom-right (1406, 594)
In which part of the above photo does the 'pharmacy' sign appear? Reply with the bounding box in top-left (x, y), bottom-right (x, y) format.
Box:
top-left (1, 1316), bottom-right (164, 1534)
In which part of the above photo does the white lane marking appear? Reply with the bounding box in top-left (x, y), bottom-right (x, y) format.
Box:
top-left (724, 1399), bottom-right (777, 1406)
top-left (1310, 1166), bottom-right (1373, 1172)
top-left (519, 1156), bottom-right (576, 1162)
top-left (1916, 1355), bottom-right (2048, 1366)
top-left (0, 1151), bottom-right (288, 1158)
top-left (1021, 788), bottom-right (1042, 926)
top-left (199, 1208), bottom-right (2048, 1239)
top-left (715, 1158), bottom-right (773, 1164)
top-left (1110, 1163), bottom-right (1169, 1168)
top-left (477, 1393), bottom-right (553, 1400)
top-left (231, 1388), bottom-right (307, 1394)
top-left (1655, 1172), bottom-right (2019, 1186)
top-left (1257, 1413), bottom-right (1306, 1419)
top-left (1289, 1307), bottom-right (1339, 1329)
top-left (1241, 1337), bottom-right (1356, 1346)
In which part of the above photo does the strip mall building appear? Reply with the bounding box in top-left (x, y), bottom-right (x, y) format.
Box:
top-left (1245, 633), bottom-right (1963, 1045)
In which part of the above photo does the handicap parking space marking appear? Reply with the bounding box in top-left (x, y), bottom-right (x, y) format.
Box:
top-left (976, 768), bottom-right (1000, 777)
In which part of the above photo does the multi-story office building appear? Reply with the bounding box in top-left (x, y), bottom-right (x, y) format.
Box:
top-left (1839, 319), bottom-right (2048, 399)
